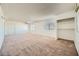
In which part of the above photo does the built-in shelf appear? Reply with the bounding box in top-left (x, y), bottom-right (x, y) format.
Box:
top-left (57, 17), bottom-right (74, 21)
top-left (58, 28), bottom-right (75, 30)
top-left (57, 17), bottom-right (75, 41)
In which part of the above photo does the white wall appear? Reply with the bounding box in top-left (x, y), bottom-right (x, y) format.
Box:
top-left (30, 11), bottom-right (75, 40)
top-left (5, 20), bottom-right (29, 35)
top-left (30, 17), bottom-right (57, 39)
top-left (0, 6), bottom-right (4, 49)
top-left (75, 9), bottom-right (79, 55)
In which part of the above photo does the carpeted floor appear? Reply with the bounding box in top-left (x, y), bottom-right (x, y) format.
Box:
top-left (0, 33), bottom-right (78, 56)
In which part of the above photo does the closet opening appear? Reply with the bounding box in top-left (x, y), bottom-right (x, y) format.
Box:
top-left (57, 17), bottom-right (75, 42)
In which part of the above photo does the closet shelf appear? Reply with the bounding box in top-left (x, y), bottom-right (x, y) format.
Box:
top-left (58, 28), bottom-right (75, 30)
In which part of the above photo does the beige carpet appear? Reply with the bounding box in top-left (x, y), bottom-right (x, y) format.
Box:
top-left (0, 33), bottom-right (78, 56)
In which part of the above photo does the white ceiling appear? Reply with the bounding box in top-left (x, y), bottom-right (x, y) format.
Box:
top-left (1, 3), bottom-right (75, 22)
